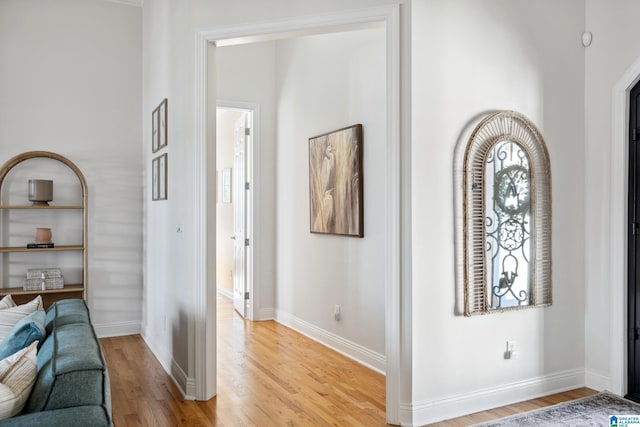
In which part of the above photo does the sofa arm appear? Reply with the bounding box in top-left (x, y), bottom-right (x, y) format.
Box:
top-left (0, 405), bottom-right (112, 427)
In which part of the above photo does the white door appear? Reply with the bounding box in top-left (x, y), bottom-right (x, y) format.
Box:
top-left (232, 114), bottom-right (248, 317)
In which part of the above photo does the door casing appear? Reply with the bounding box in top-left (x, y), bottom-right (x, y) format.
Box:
top-left (627, 79), bottom-right (640, 402)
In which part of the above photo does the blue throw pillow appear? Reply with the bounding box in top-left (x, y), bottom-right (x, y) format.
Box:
top-left (0, 309), bottom-right (45, 360)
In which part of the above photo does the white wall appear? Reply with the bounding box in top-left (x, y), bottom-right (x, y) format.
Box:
top-left (411, 0), bottom-right (586, 423)
top-left (0, 0), bottom-right (142, 336)
top-left (275, 28), bottom-right (387, 362)
top-left (584, 0), bottom-right (640, 392)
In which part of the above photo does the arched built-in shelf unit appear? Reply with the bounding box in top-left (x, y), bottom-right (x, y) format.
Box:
top-left (0, 151), bottom-right (87, 307)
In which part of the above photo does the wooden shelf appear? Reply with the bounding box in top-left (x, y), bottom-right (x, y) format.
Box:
top-left (0, 205), bottom-right (83, 210)
top-left (0, 284), bottom-right (84, 297)
top-left (0, 245), bottom-right (83, 253)
top-left (0, 151), bottom-right (88, 306)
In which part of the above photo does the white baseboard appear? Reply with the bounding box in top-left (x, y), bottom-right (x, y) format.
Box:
top-left (409, 368), bottom-right (585, 426)
top-left (274, 309), bottom-right (385, 374)
top-left (140, 331), bottom-right (195, 400)
top-left (140, 331), bottom-right (171, 372)
top-left (171, 359), bottom-right (196, 400)
top-left (216, 288), bottom-right (233, 300)
top-left (585, 369), bottom-right (611, 392)
top-left (94, 320), bottom-right (141, 338)
top-left (256, 307), bottom-right (275, 320)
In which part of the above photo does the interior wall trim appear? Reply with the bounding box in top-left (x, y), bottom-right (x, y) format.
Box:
top-left (93, 321), bottom-right (141, 338)
top-left (141, 331), bottom-right (191, 400)
top-left (171, 359), bottom-right (195, 401)
top-left (585, 369), bottom-right (611, 392)
top-left (256, 307), bottom-right (275, 321)
top-left (275, 309), bottom-right (386, 375)
top-left (409, 369), bottom-right (585, 426)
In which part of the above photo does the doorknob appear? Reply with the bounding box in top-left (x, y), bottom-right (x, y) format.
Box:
top-left (230, 236), bottom-right (236, 240)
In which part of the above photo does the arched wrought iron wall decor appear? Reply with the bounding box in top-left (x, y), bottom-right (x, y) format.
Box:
top-left (462, 111), bottom-right (551, 316)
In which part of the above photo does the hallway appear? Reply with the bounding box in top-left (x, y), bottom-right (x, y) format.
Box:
top-left (101, 296), bottom-right (387, 426)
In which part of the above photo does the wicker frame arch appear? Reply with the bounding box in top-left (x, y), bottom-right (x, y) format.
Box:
top-left (463, 111), bottom-right (552, 316)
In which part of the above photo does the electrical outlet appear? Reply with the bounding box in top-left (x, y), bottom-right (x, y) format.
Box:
top-left (333, 304), bottom-right (341, 321)
top-left (504, 341), bottom-right (518, 360)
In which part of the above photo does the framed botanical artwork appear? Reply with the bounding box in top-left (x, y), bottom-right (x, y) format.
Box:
top-left (152, 98), bottom-right (168, 153)
top-left (152, 156), bottom-right (159, 200)
top-left (152, 107), bottom-right (159, 152)
top-left (308, 124), bottom-right (363, 237)
top-left (152, 153), bottom-right (168, 201)
top-left (158, 98), bottom-right (168, 151)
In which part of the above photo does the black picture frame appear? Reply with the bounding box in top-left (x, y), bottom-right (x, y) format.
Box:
top-left (308, 124), bottom-right (363, 237)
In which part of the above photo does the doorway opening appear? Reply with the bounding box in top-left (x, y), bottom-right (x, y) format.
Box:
top-left (608, 55), bottom-right (640, 397)
top-left (216, 104), bottom-right (255, 320)
top-left (194, 6), bottom-right (402, 423)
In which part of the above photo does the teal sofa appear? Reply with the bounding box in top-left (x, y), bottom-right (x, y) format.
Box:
top-left (0, 299), bottom-right (112, 426)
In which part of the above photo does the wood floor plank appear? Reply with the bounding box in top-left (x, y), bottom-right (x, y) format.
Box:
top-left (100, 297), bottom-right (595, 426)
top-left (426, 387), bottom-right (599, 426)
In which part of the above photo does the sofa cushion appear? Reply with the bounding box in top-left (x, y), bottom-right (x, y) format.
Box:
top-left (24, 322), bottom-right (107, 413)
top-left (0, 297), bottom-right (42, 341)
top-left (44, 299), bottom-right (90, 336)
top-left (0, 405), bottom-right (112, 427)
top-left (0, 296), bottom-right (16, 311)
top-left (0, 310), bottom-right (45, 360)
top-left (0, 342), bottom-right (37, 419)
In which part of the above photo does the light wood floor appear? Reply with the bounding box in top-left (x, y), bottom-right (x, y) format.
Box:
top-left (100, 297), bottom-right (597, 426)
top-left (101, 296), bottom-right (386, 426)
top-left (425, 387), bottom-right (598, 426)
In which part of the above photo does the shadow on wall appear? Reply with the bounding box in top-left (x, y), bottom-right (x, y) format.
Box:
top-left (171, 306), bottom-right (190, 394)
